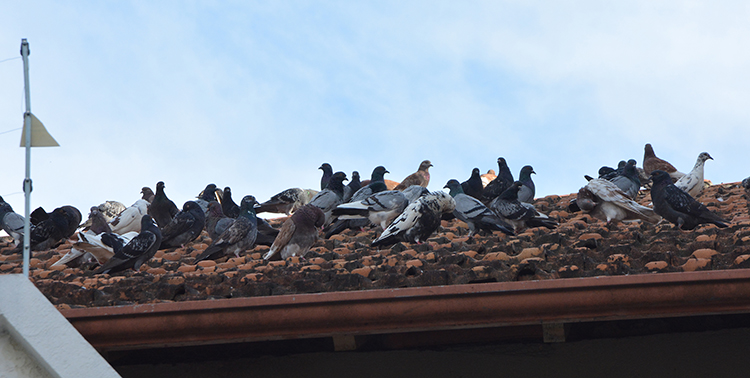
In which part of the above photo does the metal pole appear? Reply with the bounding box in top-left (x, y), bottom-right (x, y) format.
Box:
top-left (21, 39), bottom-right (32, 278)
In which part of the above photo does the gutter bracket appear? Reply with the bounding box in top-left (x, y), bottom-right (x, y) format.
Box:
top-left (332, 335), bottom-right (358, 351)
top-left (542, 322), bottom-right (569, 343)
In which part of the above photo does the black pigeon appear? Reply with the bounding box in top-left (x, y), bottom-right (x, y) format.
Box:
top-left (221, 187), bottom-right (241, 218)
top-left (650, 170), bottom-right (728, 230)
top-left (159, 201), bottom-right (206, 249)
top-left (256, 188), bottom-right (318, 215)
top-left (342, 171), bottom-right (361, 203)
top-left (195, 183), bottom-right (219, 215)
top-left (599, 160), bottom-right (627, 180)
top-left (29, 206), bottom-right (49, 226)
top-left (517, 165), bottom-right (536, 203)
top-left (482, 157), bottom-right (514, 204)
top-left (371, 191), bottom-right (456, 247)
top-left (445, 179), bottom-right (514, 236)
top-left (148, 181), bottom-right (180, 229)
top-left (22, 206), bottom-right (82, 251)
top-left (319, 163), bottom-right (333, 190)
top-left (461, 168), bottom-right (484, 200)
top-left (94, 215), bottom-right (162, 274)
top-left (194, 195), bottom-right (260, 262)
top-left (255, 217), bottom-right (280, 246)
top-left (490, 182), bottom-right (557, 232)
top-left (206, 201), bottom-right (234, 240)
top-left (324, 167), bottom-right (389, 237)
top-left (308, 171), bottom-right (348, 225)
top-left (263, 204), bottom-right (325, 260)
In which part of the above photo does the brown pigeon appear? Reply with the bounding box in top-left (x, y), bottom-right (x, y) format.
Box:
top-left (643, 144), bottom-right (685, 182)
top-left (263, 204), bottom-right (325, 260)
top-left (394, 160), bottom-right (433, 190)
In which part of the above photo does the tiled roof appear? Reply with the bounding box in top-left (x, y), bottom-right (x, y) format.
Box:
top-left (1, 182), bottom-right (748, 309)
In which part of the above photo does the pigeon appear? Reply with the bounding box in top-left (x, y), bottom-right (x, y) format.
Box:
top-left (20, 206), bottom-right (82, 251)
top-left (263, 204), bottom-right (325, 261)
top-left (461, 168), bottom-right (484, 200)
top-left (84, 207), bottom-right (113, 235)
top-left (194, 195), bottom-right (260, 262)
top-left (221, 187), bottom-right (241, 218)
top-left (480, 169), bottom-right (496, 187)
top-left (444, 179), bottom-right (514, 236)
top-left (743, 177), bottom-right (750, 190)
top-left (206, 201), bottom-right (235, 241)
top-left (675, 152), bottom-right (713, 197)
top-left (194, 183), bottom-right (219, 215)
top-left (394, 160), bottom-right (432, 190)
top-left (331, 185), bottom-right (428, 231)
top-left (255, 217), bottom-right (280, 247)
top-left (56, 230), bottom-right (138, 267)
top-left (78, 201), bottom-right (126, 231)
top-left (94, 215), bottom-right (162, 274)
top-left (308, 171), bottom-right (348, 225)
top-left (322, 167), bottom-right (388, 237)
top-left (159, 201), bottom-right (206, 249)
top-left (371, 191), bottom-right (456, 247)
top-left (141, 187), bottom-right (155, 203)
top-left (650, 170), bottom-right (728, 230)
top-left (29, 206), bottom-right (49, 226)
top-left (598, 161), bottom-right (627, 180)
top-left (149, 181), bottom-right (180, 229)
top-left (608, 160), bottom-right (641, 199)
top-left (109, 199), bottom-right (149, 235)
top-left (319, 163), bottom-right (333, 190)
top-left (482, 157), bottom-right (514, 204)
top-left (517, 165), bottom-right (536, 203)
top-left (643, 143), bottom-right (685, 181)
top-left (0, 202), bottom-right (25, 246)
top-left (256, 188), bottom-right (319, 215)
top-left (576, 179), bottom-right (661, 224)
top-left (342, 171), bottom-right (361, 203)
top-left (489, 182), bottom-right (557, 232)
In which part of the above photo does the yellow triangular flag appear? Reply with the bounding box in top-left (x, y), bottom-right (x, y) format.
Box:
top-left (20, 113), bottom-right (59, 147)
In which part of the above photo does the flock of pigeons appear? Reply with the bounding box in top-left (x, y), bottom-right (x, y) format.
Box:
top-left (0, 143), bottom-right (741, 276)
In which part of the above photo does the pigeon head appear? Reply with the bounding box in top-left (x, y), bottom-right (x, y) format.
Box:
top-left (156, 181), bottom-right (166, 191)
top-left (182, 201), bottom-right (201, 212)
top-left (418, 160), bottom-right (433, 172)
top-left (444, 179), bottom-right (464, 197)
top-left (698, 152), bottom-right (713, 162)
top-left (644, 143), bottom-right (656, 158)
top-left (471, 168), bottom-right (480, 177)
top-left (240, 195), bottom-right (259, 209)
top-left (224, 187), bottom-right (232, 197)
top-left (627, 159), bottom-right (637, 166)
top-left (576, 187), bottom-right (597, 212)
top-left (328, 171), bottom-right (348, 187)
top-left (650, 170), bottom-right (672, 185)
top-left (499, 182), bottom-right (524, 200)
top-left (140, 214), bottom-right (157, 230)
top-left (370, 166), bottom-right (389, 181)
top-left (319, 163), bottom-right (332, 173)
top-left (519, 165), bottom-right (535, 179)
top-left (200, 184), bottom-right (218, 201)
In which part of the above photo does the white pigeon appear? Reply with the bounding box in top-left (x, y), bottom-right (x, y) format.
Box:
top-left (54, 230), bottom-right (138, 267)
top-left (109, 199), bottom-right (149, 235)
top-left (577, 179), bottom-right (661, 224)
top-left (371, 191), bottom-right (455, 247)
top-left (675, 152), bottom-right (713, 198)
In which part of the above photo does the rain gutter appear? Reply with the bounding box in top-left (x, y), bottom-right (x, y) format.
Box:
top-left (60, 269), bottom-right (750, 351)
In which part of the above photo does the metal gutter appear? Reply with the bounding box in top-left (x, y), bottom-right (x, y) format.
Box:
top-left (61, 269), bottom-right (750, 351)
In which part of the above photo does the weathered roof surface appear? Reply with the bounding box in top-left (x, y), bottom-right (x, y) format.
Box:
top-left (0, 183), bottom-right (748, 308)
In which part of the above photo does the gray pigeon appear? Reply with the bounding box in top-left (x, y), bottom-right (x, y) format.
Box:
top-left (650, 170), bottom-right (728, 230)
top-left (482, 157), bottom-right (514, 204)
top-left (490, 182), bottom-right (557, 232)
top-left (256, 188), bottom-right (318, 215)
top-left (308, 171), bottom-right (348, 226)
top-left (148, 181), bottom-right (180, 229)
top-left (444, 179), bottom-right (514, 236)
top-left (0, 202), bottom-right (25, 246)
top-left (194, 195), bottom-right (260, 262)
top-left (608, 160), bottom-right (641, 199)
top-left (331, 185), bottom-right (428, 231)
top-left (263, 204), bottom-right (326, 260)
top-left (94, 215), bottom-right (162, 274)
top-left (517, 165), bottom-right (536, 203)
top-left (371, 191), bottom-right (455, 247)
top-left (319, 163), bottom-right (333, 190)
top-left (159, 201), bottom-right (206, 249)
top-left (324, 166), bottom-right (389, 237)
top-left (194, 183), bottom-right (219, 216)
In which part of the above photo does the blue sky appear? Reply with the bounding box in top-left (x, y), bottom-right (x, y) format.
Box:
top-left (1, 1), bottom-right (748, 218)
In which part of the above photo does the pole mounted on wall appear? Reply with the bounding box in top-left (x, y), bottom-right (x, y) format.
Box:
top-left (20, 39), bottom-right (59, 277)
